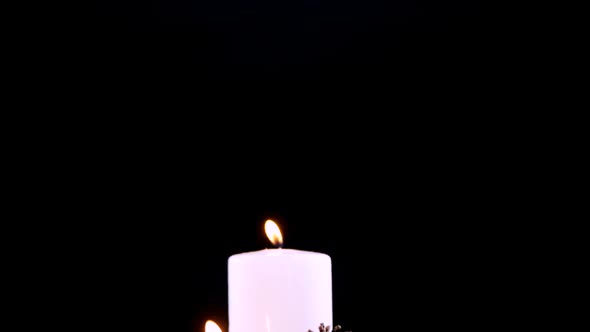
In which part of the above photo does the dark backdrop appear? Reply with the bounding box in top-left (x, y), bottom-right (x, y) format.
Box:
top-left (55, 2), bottom-right (518, 331)
top-left (77, 0), bottom-right (496, 83)
top-left (77, 148), bottom-right (514, 332)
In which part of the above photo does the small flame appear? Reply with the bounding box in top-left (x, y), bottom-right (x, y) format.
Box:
top-left (264, 219), bottom-right (283, 247)
top-left (205, 320), bottom-right (222, 332)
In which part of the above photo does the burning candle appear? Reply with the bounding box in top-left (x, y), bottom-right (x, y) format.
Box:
top-left (228, 220), bottom-right (332, 332)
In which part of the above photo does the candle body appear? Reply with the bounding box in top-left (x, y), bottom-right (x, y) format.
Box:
top-left (228, 249), bottom-right (332, 332)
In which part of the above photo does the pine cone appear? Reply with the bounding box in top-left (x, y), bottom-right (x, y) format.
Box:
top-left (308, 323), bottom-right (350, 332)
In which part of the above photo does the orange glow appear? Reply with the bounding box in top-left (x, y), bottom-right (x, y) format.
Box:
top-left (264, 219), bottom-right (283, 247)
top-left (205, 320), bottom-right (222, 332)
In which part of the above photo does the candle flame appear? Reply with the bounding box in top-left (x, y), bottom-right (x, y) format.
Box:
top-left (264, 219), bottom-right (283, 247)
top-left (205, 320), bottom-right (222, 332)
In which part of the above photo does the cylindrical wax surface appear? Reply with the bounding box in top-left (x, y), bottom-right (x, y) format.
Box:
top-left (228, 249), bottom-right (332, 332)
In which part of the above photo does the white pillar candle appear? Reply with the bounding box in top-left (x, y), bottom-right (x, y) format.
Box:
top-left (228, 221), bottom-right (332, 332)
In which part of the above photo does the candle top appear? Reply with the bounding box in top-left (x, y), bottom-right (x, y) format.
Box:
top-left (229, 248), bottom-right (330, 259)
top-left (230, 220), bottom-right (331, 261)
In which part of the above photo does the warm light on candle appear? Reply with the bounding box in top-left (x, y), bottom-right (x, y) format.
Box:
top-left (264, 219), bottom-right (283, 247)
top-left (205, 320), bottom-right (222, 332)
top-left (228, 223), bottom-right (333, 332)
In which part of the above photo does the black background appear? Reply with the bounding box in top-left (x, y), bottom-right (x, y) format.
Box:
top-left (36, 2), bottom-right (522, 331)
top-left (71, 144), bottom-right (518, 332)
top-left (72, 0), bottom-right (501, 85)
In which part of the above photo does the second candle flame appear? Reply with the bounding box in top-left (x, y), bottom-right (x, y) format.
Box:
top-left (205, 321), bottom-right (222, 332)
top-left (264, 219), bottom-right (283, 247)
